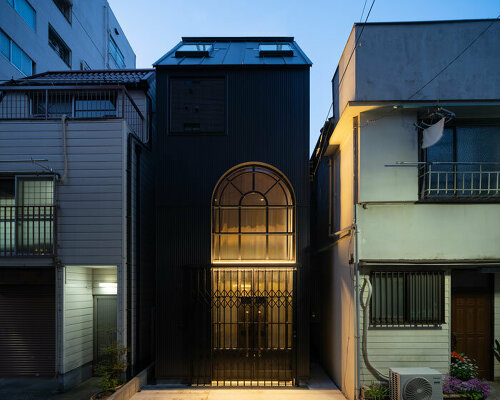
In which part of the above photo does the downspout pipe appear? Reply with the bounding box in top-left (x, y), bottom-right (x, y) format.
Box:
top-left (360, 277), bottom-right (389, 382)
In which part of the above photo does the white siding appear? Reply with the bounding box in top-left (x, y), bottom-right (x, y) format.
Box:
top-left (495, 273), bottom-right (500, 379)
top-left (359, 273), bottom-right (451, 385)
top-left (0, 119), bottom-right (126, 266)
top-left (62, 266), bottom-right (94, 374)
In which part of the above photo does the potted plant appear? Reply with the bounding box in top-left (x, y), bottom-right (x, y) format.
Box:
top-left (90, 340), bottom-right (128, 400)
top-left (442, 352), bottom-right (491, 399)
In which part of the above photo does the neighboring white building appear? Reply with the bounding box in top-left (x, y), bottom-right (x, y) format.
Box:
top-left (0, 69), bottom-right (155, 390)
top-left (311, 19), bottom-right (500, 400)
top-left (0, 0), bottom-right (135, 81)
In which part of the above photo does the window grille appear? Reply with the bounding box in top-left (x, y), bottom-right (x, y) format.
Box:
top-left (212, 165), bottom-right (295, 263)
top-left (370, 271), bottom-right (445, 327)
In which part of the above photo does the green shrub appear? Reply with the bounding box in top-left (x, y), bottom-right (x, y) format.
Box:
top-left (95, 341), bottom-right (128, 392)
top-left (363, 383), bottom-right (389, 400)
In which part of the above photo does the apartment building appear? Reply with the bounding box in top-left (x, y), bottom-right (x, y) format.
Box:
top-left (0, 0), bottom-right (135, 81)
top-left (311, 19), bottom-right (500, 400)
top-left (0, 69), bottom-right (155, 390)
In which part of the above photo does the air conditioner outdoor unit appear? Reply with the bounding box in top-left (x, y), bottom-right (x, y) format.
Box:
top-left (389, 367), bottom-right (443, 400)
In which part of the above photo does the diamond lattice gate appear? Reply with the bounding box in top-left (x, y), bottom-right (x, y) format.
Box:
top-left (186, 267), bottom-right (296, 386)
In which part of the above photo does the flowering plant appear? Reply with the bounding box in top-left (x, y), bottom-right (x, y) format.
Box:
top-left (443, 374), bottom-right (490, 400)
top-left (450, 352), bottom-right (478, 381)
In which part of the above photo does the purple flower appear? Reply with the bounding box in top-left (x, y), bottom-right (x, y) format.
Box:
top-left (442, 374), bottom-right (491, 398)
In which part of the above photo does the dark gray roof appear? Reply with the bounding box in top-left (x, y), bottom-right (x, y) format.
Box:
top-left (154, 37), bottom-right (312, 67)
top-left (3, 69), bottom-right (154, 86)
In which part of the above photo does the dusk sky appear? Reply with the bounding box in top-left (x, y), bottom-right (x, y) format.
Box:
top-left (108, 0), bottom-right (499, 152)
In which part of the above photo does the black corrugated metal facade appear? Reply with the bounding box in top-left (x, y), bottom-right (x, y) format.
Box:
top-left (154, 60), bottom-right (311, 384)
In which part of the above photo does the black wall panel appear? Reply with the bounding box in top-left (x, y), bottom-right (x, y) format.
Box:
top-left (154, 66), bottom-right (310, 383)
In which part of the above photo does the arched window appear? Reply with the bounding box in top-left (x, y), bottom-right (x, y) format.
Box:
top-left (212, 164), bottom-right (295, 263)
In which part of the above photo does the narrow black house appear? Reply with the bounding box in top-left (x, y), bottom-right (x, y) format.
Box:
top-left (153, 37), bottom-right (311, 386)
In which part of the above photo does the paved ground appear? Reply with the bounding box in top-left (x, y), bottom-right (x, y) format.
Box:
top-left (0, 377), bottom-right (101, 400)
top-left (131, 365), bottom-right (346, 400)
top-left (488, 380), bottom-right (500, 399)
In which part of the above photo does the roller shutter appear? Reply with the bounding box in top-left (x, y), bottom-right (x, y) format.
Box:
top-left (0, 268), bottom-right (55, 377)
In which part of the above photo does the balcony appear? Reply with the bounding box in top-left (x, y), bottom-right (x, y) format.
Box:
top-left (0, 205), bottom-right (56, 257)
top-left (0, 86), bottom-right (147, 143)
top-left (420, 162), bottom-right (500, 200)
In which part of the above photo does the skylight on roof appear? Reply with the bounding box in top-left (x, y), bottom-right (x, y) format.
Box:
top-left (259, 43), bottom-right (293, 57)
top-left (175, 43), bottom-right (213, 58)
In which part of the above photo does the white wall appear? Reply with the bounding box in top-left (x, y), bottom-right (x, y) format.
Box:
top-left (62, 266), bottom-right (94, 374)
top-left (319, 127), bottom-right (357, 400)
top-left (357, 203), bottom-right (500, 261)
top-left (0, 0), bottom-right (136, 80)
top-left (359, 110), bottom-right (418, 202)
top-left (359, 273), bottom-right (451, 385)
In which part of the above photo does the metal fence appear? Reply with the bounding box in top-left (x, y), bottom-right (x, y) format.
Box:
top-left (0, 86), bottom-right (147, 143)
top-left (186, 266), bottom-right (296, 386)
top-left (0, 205), bottom-right (56, 256)
top-left (420, 162), bottom-right (500, 200)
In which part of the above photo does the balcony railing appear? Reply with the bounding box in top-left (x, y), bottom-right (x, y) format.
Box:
top-left (420, 162), bottom-right (500, 200)
top-left (0, 85), bottom-right (147, 143)
top-left (0, 205), bottom-right (56, 256)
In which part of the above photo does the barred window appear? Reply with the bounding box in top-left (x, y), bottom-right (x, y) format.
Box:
top-left (370, 271), bottom-right (445, 327)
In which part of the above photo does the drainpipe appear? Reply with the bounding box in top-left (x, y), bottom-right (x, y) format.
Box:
top-left (353, 116), bottom-right (361, 400)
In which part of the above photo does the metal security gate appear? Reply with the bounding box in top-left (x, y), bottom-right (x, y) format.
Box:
top-left (186, 267), bottom-right (296, 386)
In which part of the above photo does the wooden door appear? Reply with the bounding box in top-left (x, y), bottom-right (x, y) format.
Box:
top-left (451, 290), bottom-right (492, 379)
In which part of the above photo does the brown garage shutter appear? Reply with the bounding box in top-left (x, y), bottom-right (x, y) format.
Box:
top-left (0, 269), bottom-right (55, 377)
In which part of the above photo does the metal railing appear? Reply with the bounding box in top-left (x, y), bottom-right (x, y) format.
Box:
top-left (420, 162), bottom-right (500, 200)
top-left (0, 85), bottom-right (147, 143)
top-left (0, 205), bottom-right (56, 256)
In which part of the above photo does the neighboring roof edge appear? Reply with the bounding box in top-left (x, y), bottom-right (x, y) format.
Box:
top-left (0, 69), bottom-right (155, 87)
top-left (353, 18), bottom-right (499, 26)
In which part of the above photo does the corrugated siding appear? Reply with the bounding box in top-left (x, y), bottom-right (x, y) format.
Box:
top-left (130, 139), bottom-right (156, 371)
top-left (359, 272), bottom-right (451, 385)
top-left (0, 119), bottom-right (126, 266)
top-left (63, 266), bottom-right (94, 374)
top-left (155, 67), bottom-right (310, 380)
top-left (495, 273), bottom-right (500, 379)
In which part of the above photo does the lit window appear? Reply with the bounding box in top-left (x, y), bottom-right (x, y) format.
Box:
top-left (175, 43), bottom-right (213, 58)
top-left (53, 0), bottom-right (72, 23)
top-left (48, 25), bottom-right (71, 67)
top-left (212, 165), bottom-right (295, 263)
top-left (8, 0), bottom-right (36, 30)
top-left (370, 271), bottom-right (445, 327)
top-left (259, 43), bottom-right (293, 57)
top-left (109, 36), bottom-right (125, 69)
top-left (0, 29), bottom-right (34, 76)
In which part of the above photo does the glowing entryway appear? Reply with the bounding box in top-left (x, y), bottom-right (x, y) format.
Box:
top-left (211, 268), bottom-right (295, 386)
